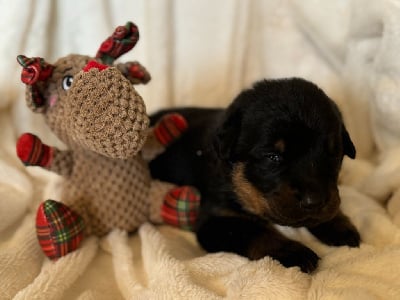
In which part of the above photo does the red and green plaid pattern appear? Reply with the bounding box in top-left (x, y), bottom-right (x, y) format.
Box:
top-left (161, 186), bottom-right (200, 231)
top-left (154, 114), bottom-right (188, 146)
top-left (126, 61), bottom-right (151, 83)
top-left (36, 200), bottom-right (85, 260)
top-left (29, 85), bottom-right (46, 107)
top-left (16, 55), bottom-right (54, 85)
top-left (96, 21), bottom-right (140, 65)
top-left (17, 55), bottom-right (54, 108)
top-left (16, 133), bottom-right (53, 167)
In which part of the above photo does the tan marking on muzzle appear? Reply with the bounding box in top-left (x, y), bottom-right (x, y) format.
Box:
top-left (231, 162), bottom-right (270, 215)
top-left (274, 139), bottom-right (285, 153)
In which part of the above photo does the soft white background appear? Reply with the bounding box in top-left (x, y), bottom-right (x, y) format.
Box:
top-left (1, 0), bottom-right (400, 299)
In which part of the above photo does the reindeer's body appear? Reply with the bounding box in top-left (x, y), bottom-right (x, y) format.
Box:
top-left (61, 149), bottom-right (157, 236)
top-left (16, 22), bottom-right (199, 259)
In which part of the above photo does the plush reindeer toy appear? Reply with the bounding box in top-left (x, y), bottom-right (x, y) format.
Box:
top-left (16, 22), bottom-right (200, 260)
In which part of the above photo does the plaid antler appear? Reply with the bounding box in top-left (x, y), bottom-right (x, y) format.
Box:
top-left (16, 55), bottom-right (54, 108)
top-left (17, 55), bottom-right (53, 85)
top-left (96, 22), bottom-right (140, 65)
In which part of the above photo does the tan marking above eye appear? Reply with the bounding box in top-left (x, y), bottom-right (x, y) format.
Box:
top-left (231, 162), bottom-right (270, 215)
top-left (274, 139), bottom-right (285, 153)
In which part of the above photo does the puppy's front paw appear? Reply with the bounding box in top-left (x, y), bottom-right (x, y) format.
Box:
top-left (308, 213), bottom-right (360, 247)
top-left (272, 241), bottom-right (320, 273)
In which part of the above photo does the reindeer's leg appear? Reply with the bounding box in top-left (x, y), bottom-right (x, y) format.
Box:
top-left (148, 180), bottom-right (201, 231)
top-left (36, 199), bottom-right (85, 260)
top-left (17, 134), bottom-right (88, 259)
top-left (141, 113), bottom-right (188, 161)
top-left (16, 133), bottom-right (73, 177)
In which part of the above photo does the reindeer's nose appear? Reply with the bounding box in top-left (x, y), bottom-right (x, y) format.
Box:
top-left (83, 60), bottom-right (109, 72)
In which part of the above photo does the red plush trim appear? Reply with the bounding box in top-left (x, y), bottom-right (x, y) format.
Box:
top-left (154, 113), bottom-right (189, 146)
top-left (161, 186), bottom-right (200, 231)
top-left (36, 200), bottom-right (85, 260)
top-left (83, 60), bottom-right (109, 72)
top-left (16, 133), bottom-right (53, 167)
top-left (36, 202), bottom-right (57, 259)
top-left (16, 133), bottom-right (35, 163)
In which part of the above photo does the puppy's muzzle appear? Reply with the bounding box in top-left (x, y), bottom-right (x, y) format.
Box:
top-left (299, 194), bottom-right (325, 211)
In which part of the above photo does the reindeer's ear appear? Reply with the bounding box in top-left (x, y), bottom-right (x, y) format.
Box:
top-left (96, 22), bottom-right (140, 65)
top-left (17, 55), bottom-right (54, 113)
top-left (115, 61), bottom-right (151, 85)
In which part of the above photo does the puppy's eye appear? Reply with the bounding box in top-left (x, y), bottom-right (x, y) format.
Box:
top-left (265, 153), bottom-right (283, 163)
top-left (62, 76), bottom-right (74, 90)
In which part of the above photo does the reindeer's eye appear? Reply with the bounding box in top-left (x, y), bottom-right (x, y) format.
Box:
top-left (62, 76), bottom-right (74, 90)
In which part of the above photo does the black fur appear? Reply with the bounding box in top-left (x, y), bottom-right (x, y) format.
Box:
top-left (149, 78), bottom-right (360, 273)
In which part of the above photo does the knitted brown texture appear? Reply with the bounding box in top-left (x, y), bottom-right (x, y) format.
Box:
top-left (44, 54), bottom-right (92, 146)
top-left (68, 67), bottom-right (149, 158)
top-left (147, 180), bottom-right (175, 224)
top-left (61, 150), bottom-right (154, 236)
top-left (141, 128), bottom-right (167, 161)
top-left (50, 149), bottom-right (74, 177)
top-left (19, 52), bottom-right (178, 237)
top-left (42, 55), bottom-right (148, 158)
top-left (45, 136), bottom-right (175, 236)
top-left (41, 55), bottom-right (152, 236)
top-left (25, 83), bottom-right (47, 113)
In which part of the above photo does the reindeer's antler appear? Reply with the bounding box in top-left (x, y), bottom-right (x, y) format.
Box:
top-left (16, 55), bottom-right (54, 109)
top-left (96, 22), bottom-right (140, 65)
top-left (17, 55), bottom-right (53, 85)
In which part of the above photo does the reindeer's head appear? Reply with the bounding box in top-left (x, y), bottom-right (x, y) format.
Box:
top-left (17, 22), bottom-right (152, 159)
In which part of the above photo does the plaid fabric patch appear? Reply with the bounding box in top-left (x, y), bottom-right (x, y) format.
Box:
top-left (17, 55), bottom-right (53, 108)
top-left (127, 61), bottom-right (151, 83)
top-left (16, 133), bottom-right (53, 167)
top-left (36, 200), bottom-right (85, 260)
top-left (154, 114), bottom-right (188, 146)
top-left (96, 21), bottom-right (140, 65)
top-left (161, 186), bottom-right (200, 231)
top-left (29, 85), bottom-right (46, 108)
top-left (17, 55), bottom-right (53, 85)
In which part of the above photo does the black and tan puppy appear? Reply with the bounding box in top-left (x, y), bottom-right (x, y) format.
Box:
top-left (150, 78), bottom-right (360, 273)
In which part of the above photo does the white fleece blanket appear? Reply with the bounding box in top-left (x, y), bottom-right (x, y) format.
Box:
top-left (1, 0), bottom-right (400, 299)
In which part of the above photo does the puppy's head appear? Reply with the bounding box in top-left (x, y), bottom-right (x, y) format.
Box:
top-left (214, 78), bottom-right (356, 227)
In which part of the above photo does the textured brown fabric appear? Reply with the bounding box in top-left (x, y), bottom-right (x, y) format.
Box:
top-left (20, 53), bottom-right (176, 237)
top-left (49, 149), bottom-right (74, 177)
top-left (43, 54), bottom-right (149, 159)
top-left (141, 128), bottom-right (168, 161)
top-left (61, 150), bottom-right (153, 236)
top-left (67, 66), bottom-right (149, 159)
top-left (148, 180), bottom-right (175, 224)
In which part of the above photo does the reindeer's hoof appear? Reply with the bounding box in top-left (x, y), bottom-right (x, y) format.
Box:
top-left (36, 200), bottom-right (85, 260)
top-left (161, 186), bottom-right (201, 231)
top-left (16, 133), bottom-right (53, 167)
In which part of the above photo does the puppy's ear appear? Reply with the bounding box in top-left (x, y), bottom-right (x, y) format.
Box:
top-left (330, 100), bottom-right (356, 159)
top-left (213, 104), bottom-right (243, 162)
top-left (342, 125), bottom-right (356, 159)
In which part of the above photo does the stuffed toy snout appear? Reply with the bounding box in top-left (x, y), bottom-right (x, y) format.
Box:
top-left (66, 60), bottom-right (150, 159)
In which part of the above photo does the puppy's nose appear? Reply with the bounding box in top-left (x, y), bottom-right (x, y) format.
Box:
top-left (300, 195), bottom-right (323, 210)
